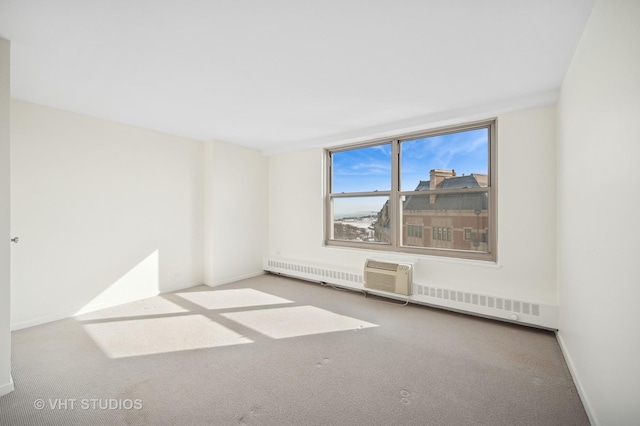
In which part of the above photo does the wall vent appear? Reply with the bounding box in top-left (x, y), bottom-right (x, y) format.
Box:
top-left (263, 256), bottom-right (557, 329)
top-left (363, 260), bottom-right (412, 296)
top-left (414, 284), bottom-right (541, 317)
top-left (265, 259), bottom-right (362, 285)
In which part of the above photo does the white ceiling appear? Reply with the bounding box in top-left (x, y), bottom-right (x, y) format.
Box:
top-left (0, 0), bottom-right (594, 154)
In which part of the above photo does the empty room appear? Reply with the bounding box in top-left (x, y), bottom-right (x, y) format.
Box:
top-left (0, 0), bottom-right (638, 425)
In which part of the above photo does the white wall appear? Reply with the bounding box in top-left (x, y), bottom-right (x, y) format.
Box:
top-left (268, 105), bottom-right (558, 305)
top-left (0, 38), bottom-right (13, 397)
top-left (203, 140), bottom-right (268, 286)
top-left (10, 100), bottom-right (204, 329)
top-left (557, 0), bottom-right (640, 424)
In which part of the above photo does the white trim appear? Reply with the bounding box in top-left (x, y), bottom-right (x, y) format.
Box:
top-left (264, 255), bottom-right (557, 329)
top-left (71, 291), bottom-right (161, 316)
top-left (11, 291), bottom-right (160, 331)
top-left (0, 374), bottom-right (14, 397)
top-left (319, 245), bottom-right (502, 268)
top-left (204, 271), bottom-right (265, 288)
top-left (12, 308), bottom-right (92, 331)
top-left (9, 282), bottom-right (207, 331)
top-left (556, 331), bottom-right (598, 426)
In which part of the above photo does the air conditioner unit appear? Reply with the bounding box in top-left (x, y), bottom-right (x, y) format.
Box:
top-left (364, 259), bottom-right (413, 296)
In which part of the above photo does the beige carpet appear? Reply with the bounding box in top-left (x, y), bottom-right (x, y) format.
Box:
top-left (0, 274), bottom-right (589, 425)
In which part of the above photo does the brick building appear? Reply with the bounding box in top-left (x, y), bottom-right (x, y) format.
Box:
top-left (374, 169), bottom-right (489, 251)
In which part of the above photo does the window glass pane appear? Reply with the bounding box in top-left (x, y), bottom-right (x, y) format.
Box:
top-left (325, 120), bottom-right (495, 260)
top-left (332, 144), bottom-right (391, 193)
top-left (400, 192), bottom-right (489, 251)
top-left (332, 196), bottom-right (389, 243)
top-left (400, 128), bottom-right (488, 192)
top-left (406, 224), bottom-right (423, 239)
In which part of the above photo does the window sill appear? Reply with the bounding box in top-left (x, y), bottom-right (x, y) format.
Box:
top-left (324, 239), bottom-right (499, 266)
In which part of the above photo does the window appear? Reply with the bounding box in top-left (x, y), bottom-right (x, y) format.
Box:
top-left (407, 224), bottom-right (423, 239)
top-left (431, 227), bottom-right (452, 242)
top-left (326, 120), bottom-right (496, 261)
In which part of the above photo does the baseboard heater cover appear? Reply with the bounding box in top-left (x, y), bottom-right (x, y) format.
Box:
top-left (264, 256), bottom-right (558, 329)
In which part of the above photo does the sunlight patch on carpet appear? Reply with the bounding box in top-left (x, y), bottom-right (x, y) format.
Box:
top-left (76, 296), bottom-right (188, 321)
top-left (83, 314), bottom-right (253, 358)
top-left (222, 306), bottom-right (378, 339)
top-left (175, 288), bottom-right (293, 310)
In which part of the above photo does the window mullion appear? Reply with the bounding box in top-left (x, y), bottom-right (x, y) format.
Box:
top-left (390, 140), bottom-right (400, 247)
top-left (325, 152), bottom-right (332, 241)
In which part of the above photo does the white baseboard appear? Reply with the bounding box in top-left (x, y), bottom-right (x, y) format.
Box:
top-left (12, 309), bottom-right (84, 331)
top-left (556, 331), bottom-right (598, 426)
top-left (263, 256), bottom-right (557, 329)
top-left (204, 271), bottom-right (265, 287)
top-left (72, 291), bottom-right (161, 316)
top-left (0, 375), bottom-right (14, 397)
top-left (11, 290), bottom-right (167, 331)
top-left (11, 280), bottom-right (209, 331)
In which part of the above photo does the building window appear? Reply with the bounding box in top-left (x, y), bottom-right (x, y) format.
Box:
top-left (431, 227), bottom-right (452, 242)
top-left (326, 120), bottom-right (496, 261)
top-left (407, 224), bottom-right (423, 239)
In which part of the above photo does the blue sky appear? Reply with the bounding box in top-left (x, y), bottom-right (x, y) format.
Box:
top-left (400, 128), bottom-right (488, 191)
top-left (332, 128), bottom-right (488, 193)
top-left (332, 144), bottom-right (392, 193)
top-left (331, 128), bottom-right (488, 217)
